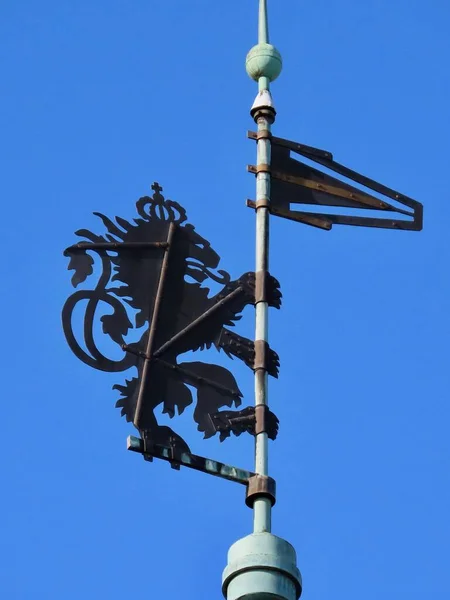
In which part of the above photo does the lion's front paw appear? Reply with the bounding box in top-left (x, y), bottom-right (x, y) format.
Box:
top-left (237, 271), bottom-right (282, 309)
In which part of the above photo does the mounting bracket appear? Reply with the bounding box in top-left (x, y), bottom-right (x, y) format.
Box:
top-left (127, 435), bottom-right (276, 507)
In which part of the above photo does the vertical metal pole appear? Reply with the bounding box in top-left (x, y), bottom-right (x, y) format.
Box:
top-left (253, 121), bottom-right (272, 534)
top-left (223, 6), bottom-right (302, 599)
top-left (253, 0), bottom-right (273, 535)
top-left (223, 7), bottom-right (302, 599)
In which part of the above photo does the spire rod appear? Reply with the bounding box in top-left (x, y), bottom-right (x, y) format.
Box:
top-left (222, 4), bottom-right (302, 598)
top-left (247, 0), bottom-right (282, 536)
top-left (222, 5), bottom-right (301, 599)
top-left (258, 0), bottom-right (269, 44)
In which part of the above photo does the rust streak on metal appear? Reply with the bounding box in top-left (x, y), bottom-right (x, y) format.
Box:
top-left (255, 405), bottom-right (268, 435)
top-left (254, 198), bottom-right (270, 209)
top-left (157, 359), bottom-right (242, 399)
top-left (255, 270), bottom-right (267, 304)
top-left (246, 475), bottom-right (277, 507)
top-left (256, 130), bottom-right (272, 141)
top-left (247, 200), bottom-right (333, 230)
top-left (254, 340), bottom-right (270, 372)
top-left (133, 222), bottom-right (176, 429)
top-left (248, 130), bottom-right (333, 160)
top-left (271, 169), bottom-right (389, 210)
top-left (248, 164), bottom-right (271, 175)
top-left (66, 241), bottom-right (169, 252)
top-left (152, 286), bottom-right (245, 359)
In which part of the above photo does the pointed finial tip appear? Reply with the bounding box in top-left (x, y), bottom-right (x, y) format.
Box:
top-left (246, 43), bottom-right (282, 83)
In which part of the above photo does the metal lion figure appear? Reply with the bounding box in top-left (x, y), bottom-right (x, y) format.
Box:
top-left (62, 183), bottom-right (280, 453)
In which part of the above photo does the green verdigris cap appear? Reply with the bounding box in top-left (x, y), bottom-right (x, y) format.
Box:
top-left (246, 43), bottom-right (282, 82)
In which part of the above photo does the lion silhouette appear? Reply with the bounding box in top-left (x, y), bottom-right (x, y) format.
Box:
top-left (62, 183), bottom-right (280, 452)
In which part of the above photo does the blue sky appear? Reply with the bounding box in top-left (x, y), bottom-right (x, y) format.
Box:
top-left (2, 1), bottom-right (449, 599)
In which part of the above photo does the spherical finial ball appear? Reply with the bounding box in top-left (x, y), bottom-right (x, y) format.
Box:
top-left (245, 43), bottom-right (282, 82)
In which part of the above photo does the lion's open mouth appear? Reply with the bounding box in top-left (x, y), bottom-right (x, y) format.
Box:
top-left (185, 259), bottom-right (230, 285)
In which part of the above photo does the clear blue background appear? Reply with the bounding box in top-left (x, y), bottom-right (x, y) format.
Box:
top-left (2, 1), bottom-right (449, 598)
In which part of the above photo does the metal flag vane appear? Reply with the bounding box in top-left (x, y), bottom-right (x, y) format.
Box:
top-left (247, 133), bottom-right (423, 231)
top-left (62, 1), bottom-right (422, 599)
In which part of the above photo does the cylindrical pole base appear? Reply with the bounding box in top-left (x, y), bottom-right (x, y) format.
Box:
top-left (222, 533), bottom-right (302, 600)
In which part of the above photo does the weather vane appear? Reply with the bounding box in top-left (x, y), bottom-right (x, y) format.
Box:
top-left (62, 2), bottom-right (423, 598)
